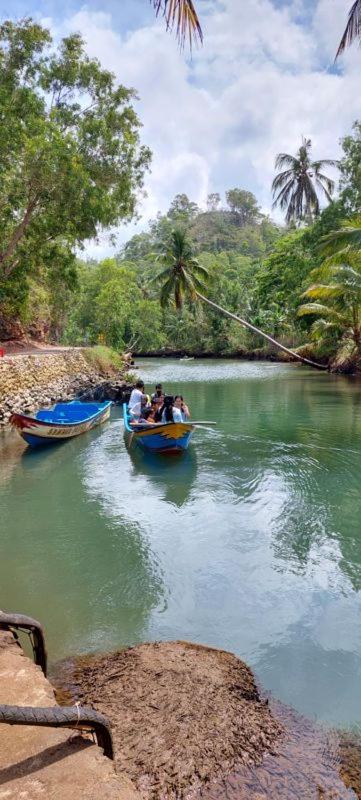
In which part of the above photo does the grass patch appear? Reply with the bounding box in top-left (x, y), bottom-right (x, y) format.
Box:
top-left (83, 345), bottom-right (125, 375)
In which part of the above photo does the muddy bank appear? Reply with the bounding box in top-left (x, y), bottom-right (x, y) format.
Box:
top-left (55, 641), bottom-right (281, 797)
top-left (53, 640), bottom-right (360, 800)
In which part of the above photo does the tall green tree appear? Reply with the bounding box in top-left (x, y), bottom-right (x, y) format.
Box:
top-left (272, 137), bottom-right (338, 224)
top-left (0, 20), bottom-right (151, 291)
top-left (339, 122), bottom-right (361, 213)
top-left (152, 227), bottom-right (327, 368)
top-left (225, 189), bottom-right (261, 225)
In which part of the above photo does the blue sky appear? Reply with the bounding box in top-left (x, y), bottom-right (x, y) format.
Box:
top-left (3, 0), bottom-right (358, 256)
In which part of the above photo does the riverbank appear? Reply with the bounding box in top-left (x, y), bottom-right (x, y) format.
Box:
top-left (54, 641), bottom-right (360, 799)
top-left (0, 347), bottom-right (133, 426)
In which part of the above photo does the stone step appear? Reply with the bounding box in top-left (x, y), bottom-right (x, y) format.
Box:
top-left (0, 630), bottom-right (139, 799)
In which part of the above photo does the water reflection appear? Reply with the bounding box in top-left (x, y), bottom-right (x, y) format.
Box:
top-left (0, 417), bottom-right (164, 659)
top-left (127, 444), bottom-right (197, 508)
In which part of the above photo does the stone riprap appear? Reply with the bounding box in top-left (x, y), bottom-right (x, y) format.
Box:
top-left (0, 350), bottom-right (131, 426)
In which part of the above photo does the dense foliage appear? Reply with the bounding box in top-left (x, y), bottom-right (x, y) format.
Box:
top-left (0, 19), bottom-right (150, 338)
top-left (1, 14), bottom-right (361, 374)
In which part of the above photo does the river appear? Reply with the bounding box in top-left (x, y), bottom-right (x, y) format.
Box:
top-left (1, 358), bottom-right (361, 730)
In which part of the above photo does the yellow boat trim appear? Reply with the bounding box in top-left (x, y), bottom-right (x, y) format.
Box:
top-left (133, 422), bottom-right (194, 441)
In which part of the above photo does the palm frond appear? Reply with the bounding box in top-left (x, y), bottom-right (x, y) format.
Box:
top-left (298, 303), bottom-right (349, 324)
top-left (274, 153), bottom-right (298, 171)
top-left (320, 219), bottom-right (361, 256)
top-left (302, 284), bottom-right (344, 300)
top-left (336, 0), bottom-right (361, 58)
top-left (160, 275), bottom-right (176, 308)
top-left (151, 0), bottom-right (203, 49)
top-left (315, 172), bottom-right (335, 201)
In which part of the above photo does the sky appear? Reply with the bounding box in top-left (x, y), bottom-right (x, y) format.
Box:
top-left (3, 0), bottom-right (360, 256)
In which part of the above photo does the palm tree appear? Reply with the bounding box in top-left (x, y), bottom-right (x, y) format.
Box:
top-left (320, 217), bottom-right (361, 255)
top-left (336, 1), bottom-right (361, 58)
top-left (151, 0), bottom-right (202, 48)
top-left (298, 251), bottom-right (361, 353)
top-left (152, 228), bottom-right (327, 369)
top-left (272, 138), bottom-right (338, 225)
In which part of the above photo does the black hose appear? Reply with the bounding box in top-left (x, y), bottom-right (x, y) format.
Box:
top-left (0, 612), bottom-right (47, 676)
top-left (0, 704), bottom-right (114, 760)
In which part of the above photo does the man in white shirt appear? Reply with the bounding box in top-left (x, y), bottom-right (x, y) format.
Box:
top-left (128, 380), bottom-right (147, 420)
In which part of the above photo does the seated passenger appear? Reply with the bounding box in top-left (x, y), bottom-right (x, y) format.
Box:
top-left (161, 395), bottom-right (175, 423)
top-left (153, 394), bottom-right (165, 422)
top-left (128, 380), bottom-right (147, 420)
top-left (174, 395), bottom-right (190, 421)
top-left (142, 397), bottom-right (161, 423)
top-left (151, 383), bottom-right (163, 402)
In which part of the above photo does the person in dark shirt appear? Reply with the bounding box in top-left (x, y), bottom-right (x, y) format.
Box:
top-left (151, 383), bottom-right (163, 402)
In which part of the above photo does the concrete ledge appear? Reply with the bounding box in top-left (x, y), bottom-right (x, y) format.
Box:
top-left (0, 631), bottom-right (139, 799)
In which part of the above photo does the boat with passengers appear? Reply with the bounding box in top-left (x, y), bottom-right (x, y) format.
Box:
top-left (123, 402), bottom-right (195, 454)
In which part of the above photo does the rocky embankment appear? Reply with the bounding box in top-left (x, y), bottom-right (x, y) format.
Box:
top-left (0, 349), bottom-right (132, 426)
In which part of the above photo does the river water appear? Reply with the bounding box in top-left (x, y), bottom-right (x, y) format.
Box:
top-left (1, 358), bottom-right (361, 730)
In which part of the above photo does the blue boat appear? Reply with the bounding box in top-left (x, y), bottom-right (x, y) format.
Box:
top-left (123, 403), bottom-right (194, 454)
top-left (10, 401), bottom-right (112, 448)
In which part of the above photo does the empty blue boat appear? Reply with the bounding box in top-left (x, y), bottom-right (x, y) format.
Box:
top-left (10, 401), bottom-right (112, 447)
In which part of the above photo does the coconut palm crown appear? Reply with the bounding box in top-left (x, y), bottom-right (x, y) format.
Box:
top-left (272, 137), bottom-right (338, 225)
top-left (336, 1), bottom-right (361, 58)
top-left (151, 0), bottom-right (203, 48)
top-left (152, 228), bottom-right (209, 309)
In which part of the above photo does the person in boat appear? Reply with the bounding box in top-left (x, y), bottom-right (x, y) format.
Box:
top-left (128, 380), bottom-right (148, 420)
top-left (151, 384), bottom-right (163, 402)
top-left (161, 395), bottom-right (176, 423)
top-left (142, 396), bottom-right (163, 424)
top-left (174, 395), bottom-right (190, 421)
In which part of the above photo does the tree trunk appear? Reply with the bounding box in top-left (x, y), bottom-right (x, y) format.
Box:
top-left (0, 196), bottom-right (39, 276)
top-left (195, 291), bottom-right (327, 371)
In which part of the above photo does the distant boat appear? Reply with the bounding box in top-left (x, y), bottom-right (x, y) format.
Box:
top-left (180, 356), bottom-right (194, 361)
top-left (123, 403), bottom-right (194, 454)
top-left (10, 401), bottom-right (112, 448)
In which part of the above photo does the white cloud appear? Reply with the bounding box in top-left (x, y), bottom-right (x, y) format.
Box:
top-left (53, 1), bottom-right (360, 258)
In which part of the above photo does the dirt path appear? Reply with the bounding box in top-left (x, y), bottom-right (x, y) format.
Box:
top-left (0, 340), bottom-right (82, 357)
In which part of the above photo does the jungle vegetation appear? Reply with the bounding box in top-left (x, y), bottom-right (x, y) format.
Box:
top-left (1, 18), bottom-right (361, 372)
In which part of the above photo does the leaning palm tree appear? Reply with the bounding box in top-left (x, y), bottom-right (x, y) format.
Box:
top-left (152, 228), bottom-right (327, 369)
top-left (272, 138), bottom-right (338, 225)
top-left (336, 1), bottom-right (361, 58)
top-left (151, 0), bottom-right (202, 48)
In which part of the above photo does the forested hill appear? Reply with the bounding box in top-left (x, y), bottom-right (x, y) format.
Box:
top-left (62, 189), bottom-right (285, 356)
top-left (122, 190), bottom-right (281, 261)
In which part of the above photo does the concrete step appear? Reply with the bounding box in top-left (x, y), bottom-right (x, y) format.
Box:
top-left (0, 630), bottom-right (139, 799)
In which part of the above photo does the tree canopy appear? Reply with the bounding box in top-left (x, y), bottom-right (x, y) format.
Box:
top-left (0, 18), bottom-right (151, 335)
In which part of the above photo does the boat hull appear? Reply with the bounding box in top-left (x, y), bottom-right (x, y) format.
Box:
top-left (123, 404), bottom-right (194, 453)
top-left (10, 404), bottom-right (111, 447)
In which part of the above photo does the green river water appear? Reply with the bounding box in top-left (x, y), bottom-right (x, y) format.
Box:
top-left (1, 358), bottom-right (361, 731)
